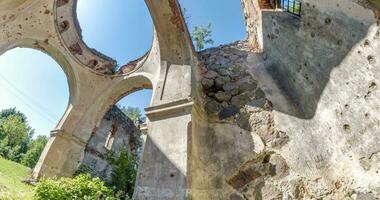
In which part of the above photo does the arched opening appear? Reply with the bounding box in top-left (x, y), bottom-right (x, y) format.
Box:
top-left (76, 0), bottom-right (154, 71)
top-left (79, 88), bottom-right (152, 198)
top-left (178, 0), bottom-right (246, 51)
top-left (0, 48), bottom-right (69, 172)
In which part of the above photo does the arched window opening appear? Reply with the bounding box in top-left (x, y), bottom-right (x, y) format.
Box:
top-left (80, 89), bottom-right (152, 197)
top-left (104, 123), bottom-right (118, 150)
top-left (77, 0), bottom-right (154, 72)
top-left (178, 0), bottom-right (246, 51)
top-left (0, 48), bottom-right (69, 169)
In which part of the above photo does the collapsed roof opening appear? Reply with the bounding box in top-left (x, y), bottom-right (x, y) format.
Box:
top-left (77, 0), bottom-right (154, 71)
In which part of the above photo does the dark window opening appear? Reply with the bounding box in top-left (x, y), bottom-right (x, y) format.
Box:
top-left (280, 0), bottom-right (302, 16)
top-left (105, 123), bottom-right (118, 150)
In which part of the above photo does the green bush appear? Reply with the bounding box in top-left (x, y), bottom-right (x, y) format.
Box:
top-left (34, 174), bottom-right (121, 200)
top-left (106, 149), bottom-right (137, 198)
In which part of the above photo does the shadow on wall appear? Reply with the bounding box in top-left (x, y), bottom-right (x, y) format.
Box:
top-left (261, 3), bottom-right (376, 118)
top-left (133, 131), bottom-right (188, 199)
top-left (134, 120), bottom-right (288, 199)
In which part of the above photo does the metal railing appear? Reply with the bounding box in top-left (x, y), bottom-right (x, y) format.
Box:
top-left (280, 0), bottom-right (302, 16)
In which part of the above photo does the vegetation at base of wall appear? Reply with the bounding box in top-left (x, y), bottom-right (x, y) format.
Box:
top-left (106, 149), bottom-right (137, 199)
top-left (0, 107), bottom-right (138, 199)
top-left (0, 108), bottom-right (48, 169)
top-left (34, 174), bottom-right (123, 200)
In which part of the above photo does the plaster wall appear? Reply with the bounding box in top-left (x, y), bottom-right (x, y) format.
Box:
top-left (194, 1), bottom-right (380, 198)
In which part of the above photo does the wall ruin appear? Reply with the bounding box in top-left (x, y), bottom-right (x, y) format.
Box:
top-left (191, 0), bottom-right (380, 199)
top-left (79, 106), bottom-right (140, 182)
top-left (0, 0), bottom-right (379, 199)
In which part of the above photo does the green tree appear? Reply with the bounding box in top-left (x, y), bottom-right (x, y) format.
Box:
top-left (0, 115), bottom-right (32, 162)
top-left (119, 106), bottom-right (143, 123)
top-left (0, 107), bottom-right (27, 123)
top-left (21, 135), bottom-right (48, 168)
top-left (191, 23), bottom-right (214, 51)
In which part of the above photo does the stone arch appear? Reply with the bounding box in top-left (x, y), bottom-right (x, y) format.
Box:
top-left (0, 40), bottom-right (78, 131)
top-left (92, 73), bottom-right (154, 130)
top-left (54, 0), bottom-right (154, 75)
top-left (145, 0), bottom-right (195, 65)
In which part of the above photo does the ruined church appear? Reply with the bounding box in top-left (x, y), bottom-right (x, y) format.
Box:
top-left (0, 0), bottom-right (379, 199)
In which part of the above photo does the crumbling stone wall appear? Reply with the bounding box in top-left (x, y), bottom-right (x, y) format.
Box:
top-left (79, 106), bottom-right (140, 182)
top-left (193, 42), bottom-right (290, 199)
top-left (195, 40), bottom-right (379, 199)
top-left (192, 0), bottom-right (380, 198)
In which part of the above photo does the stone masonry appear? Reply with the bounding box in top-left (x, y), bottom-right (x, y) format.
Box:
top-left (0, 0), bottom-right (379, 199)
top-left (79, 106), bottom-right (140, 182)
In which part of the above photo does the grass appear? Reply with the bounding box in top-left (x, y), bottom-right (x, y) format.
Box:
top-left (0, 157), bottom-right (34, 200)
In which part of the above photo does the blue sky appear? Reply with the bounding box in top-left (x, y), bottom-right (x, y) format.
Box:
top-left (179, 0), bottom-right (246, 47)
top-left (0, 0), bottom-right (245, 136)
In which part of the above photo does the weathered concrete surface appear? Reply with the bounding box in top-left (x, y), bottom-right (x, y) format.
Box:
top-left (1, 0), bottom-right (380, 199)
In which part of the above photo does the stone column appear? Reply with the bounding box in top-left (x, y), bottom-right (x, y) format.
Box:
top-left (134, 99), bottom-right (193, 199)
top-left (32, 129), bottom-right (87, 179)
top-left (133, 60), bottom-right (195, 199)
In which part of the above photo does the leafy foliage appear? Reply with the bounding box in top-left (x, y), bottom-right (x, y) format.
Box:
top-left (117, 106), bottom-right (143, 161)
top-left (34, 174), bottom-right (122, 200)
top-left (0, 115), bottom-right (32, 162)
top-left (181, 6), bottom-right (214, 51)
top-left (0, 108), bottom-right (47, 168)
top-left (0, 107), bottom-right (27, 123)
top-left (20, 136), bottom-right (48, 168)
top-left (106, 149), bottom-right (137, 199)
top-left (119, 106), bottom-right (144, 123)
top-left (191, 23), bottom-right (214, 51)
